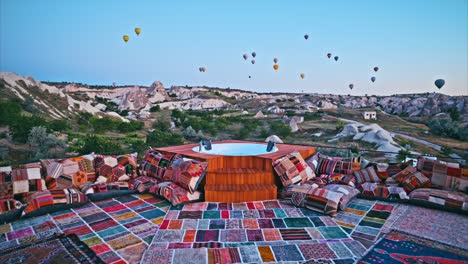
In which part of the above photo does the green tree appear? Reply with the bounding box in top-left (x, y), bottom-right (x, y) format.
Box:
top-left (90, 117), bottom-right (117, 133)
top-left (47, 119), bottom-right (70, 132)
top-left (146, 130), bottom-right (184, 147)
top-left (78, 135), bottom-right (122, 155)
top-left (449, 107), bottom-right (460, 121)
top-left (28, 126), bottom-right (65, 159)
top-left (153, 118), bottom-right (171, 131)
top-left (336, 120), bottom-right (345, 131)
top-left (397, 149), bottom-right (411, 162)
top-left (270, 121), bottom-right (292, 138)
top-left (149, 105), bottom-right (161, 112)
top-left (10, 115), bottom-right (47, 143)
top-left (441, 146), bottom-right (453, 156)
top-left (0, 100), bottom-right (22, 125)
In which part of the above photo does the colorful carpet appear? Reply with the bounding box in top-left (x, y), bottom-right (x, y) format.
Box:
top-left (358, 230), bottom-right (468, 263)
top-left (0, 233), bottom-right (104, 264)
top-left (335, 199), bottom-right (395, 245)
top-left (390, 205), bottom-right (468, 250)
top-left (2, 195), bottom-right (465, 263)
top-left (0, 194), bottom-right (170, 264)
top-left (142, 199), bottom-right (384, 263)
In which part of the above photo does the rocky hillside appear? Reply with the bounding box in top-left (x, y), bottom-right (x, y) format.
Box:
top-left (1, 72), bottom-right (466, 122)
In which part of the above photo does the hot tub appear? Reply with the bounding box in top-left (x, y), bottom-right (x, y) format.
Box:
top-left (192, 142), bottom-right (278, 156)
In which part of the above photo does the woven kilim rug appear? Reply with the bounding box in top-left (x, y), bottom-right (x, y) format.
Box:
top-left (142, 199), bottom-right (393, 263)
top-left (358, 230), bottom-right (468, 263)
top-left (390, 205), bottom-right (468, 250)
top-left (0, 233), bottom-right (104, 264)
top-left (0, 194), bottom-right (170, 264)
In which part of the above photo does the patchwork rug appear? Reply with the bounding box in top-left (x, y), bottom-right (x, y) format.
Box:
top-left (335, 199), bottom-right (395, 245)
top-left (0, 233), bottom-right (104, 264)
top-left (358, 230), bottom-right (468, 263)
top-left (0, 194), bottom-right (170, 264)
top-left (142, 199), bottom-right (391, 263)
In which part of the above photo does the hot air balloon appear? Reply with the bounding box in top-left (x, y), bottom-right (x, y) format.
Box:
top-left (251, 60), bottom-right (255, 64)
top-left (249, 75), bottom-right (251, 79)
top-left (273, 64), bottom-right (279, 71)
top-left (300, 73), bottom-right (305, 79)
top-left (123, 35), bottom-right (129, 42)
top-left (373, 67), bottom-right (379, 72)
top-left (252, 52), bottom-right (256, 58)
top-left (304, 34), bottom-right (309, 40)
top-left (243, 54), bottom-right (248, 60)
top-left (135, 28), bottom-right (141, 36)
top-left (327, 53), bottom-right (332, 59)
top-left (434, 79), bottom-right (445, 89)
top-left (371, 77), bottom-right (376, 83)
top-left (273, 58), bottom-right (278, 64)
top-left (334, 56), bottom-right (339, 61)
top-left (349, 84), bottom-right (354, 90)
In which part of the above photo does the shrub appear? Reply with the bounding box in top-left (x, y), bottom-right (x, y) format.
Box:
top-left (78, 135), bottom-right (122, 155)
top-left (10, 115), bottom-right (47, 143)
top-left (146, 130), bottom-right (184, 147)
top-left (149, 105), bottom-right (160, 112)
top-left (47, 119), bottom-right (70, 132)
top-left (270, 121), bottom-right (292, 138)
top-left (0, 100), bottom-right (22, 125)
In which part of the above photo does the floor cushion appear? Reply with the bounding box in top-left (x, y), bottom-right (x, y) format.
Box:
top-left (358, 182), bottom-right (409, 200)
top-left (164, 156), bottom-right (208, 194)
top-left (94, 153), bottom-right (138, 183)
top-left (22, 188), bottom-right (88, 216)
top-left (323, 184), bottom-right (360, 210)
top-left (282, 184), bottom-right (343, 217)
top-left (353, 166), bottom-right (380, 184)
top-left (328, 173), bottom-right (356, 188)
top-left (400, 171), bottom-right (431, 193)
top-left (139, 150), bottom-right (175, 181)
top-left (149, 181), bottom-right (202, 206)
top-left (58, 154), bottom-right (96, 187)
top-left (393, 165), bottom-right (417, 183)
top-left (0, 198), bottom-right (23, 214)
top-left (333, 158), bottom-right (361, 176)
top-left (129, 176), bottom-right (158, 193)
top-left (316, 154), bottom-right (341, 176)
top-left (0, 163), bottom-right (46, 201)
top-left (273, 151), bottom-right (315, 187)
top-left (409, 188), bottom-right (467, 212)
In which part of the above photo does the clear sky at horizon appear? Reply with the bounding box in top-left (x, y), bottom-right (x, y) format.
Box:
top-left (1, 0), bottom-right (467, 96)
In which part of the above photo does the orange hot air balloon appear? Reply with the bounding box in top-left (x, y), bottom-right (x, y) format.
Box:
top-left (273, 64), bottom-right (279, 71)
top-left (123, 35), bottom-right (129, 42)
top-left (300, 73), bottom-right (305, 79)
top-left (135, 28), bottom-right (141, 36)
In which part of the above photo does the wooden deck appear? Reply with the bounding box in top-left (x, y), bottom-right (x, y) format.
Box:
top-left (155, 140), bottom-right (316, 202)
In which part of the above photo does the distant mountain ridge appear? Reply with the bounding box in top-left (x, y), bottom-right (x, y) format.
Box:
top-left (1, 72), bottom-right (466, 121)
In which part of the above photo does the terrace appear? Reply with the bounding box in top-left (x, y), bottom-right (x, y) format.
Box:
top-left (0, 140), bottom-right (467, 263)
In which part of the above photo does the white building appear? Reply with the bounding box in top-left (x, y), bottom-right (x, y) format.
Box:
top-left (362, 111), bottom-right (377, 120)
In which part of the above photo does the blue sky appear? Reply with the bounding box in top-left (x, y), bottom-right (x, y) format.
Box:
top-left (1, 0), bottom-right (467, 95)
